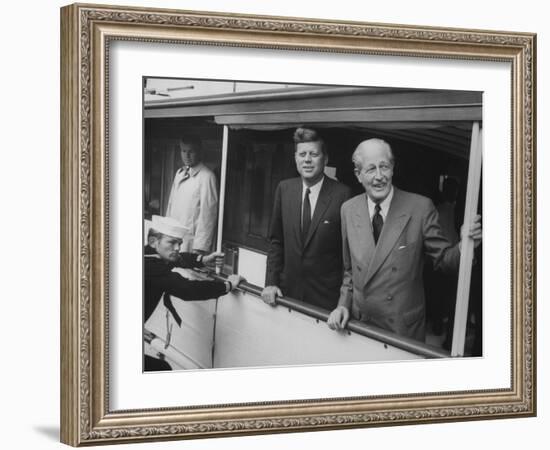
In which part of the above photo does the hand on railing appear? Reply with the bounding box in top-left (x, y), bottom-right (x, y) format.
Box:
top-left (327, 306), bottom-right (350, 331)
top-left (226, 274), bottom-right (245, 293)
top-left (261, 285), bottom-right (281, 306)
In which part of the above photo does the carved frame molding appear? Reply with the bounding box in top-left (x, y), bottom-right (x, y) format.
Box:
top-left (60, 3), bottom-right (536, 446)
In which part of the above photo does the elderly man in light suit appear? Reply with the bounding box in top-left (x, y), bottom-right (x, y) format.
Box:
top-left (328, 138), bottom-right (481, 341)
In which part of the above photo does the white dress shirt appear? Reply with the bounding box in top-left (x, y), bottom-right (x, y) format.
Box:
top-left (366, 186), bottom-right (394, 223)
top-left (302, 176), bottom-right (325, 222)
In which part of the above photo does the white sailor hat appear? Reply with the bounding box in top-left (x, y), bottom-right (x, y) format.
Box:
top-left (150, 215), bottom-right (188, 239)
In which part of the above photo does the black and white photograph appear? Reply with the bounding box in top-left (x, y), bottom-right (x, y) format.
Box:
top-left (142, 77), bottom-right (483, 372)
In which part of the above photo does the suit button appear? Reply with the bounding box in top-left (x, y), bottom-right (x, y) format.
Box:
top-left (387, 295), bottom-right (393, 301)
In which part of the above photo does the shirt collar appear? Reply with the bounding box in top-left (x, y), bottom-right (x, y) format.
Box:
top-left (367, 186), bottom-right (394, 219)
top-left (302, 176), bottom-right (325, 196)
top-left (178, 162), bottom-right (204, 177)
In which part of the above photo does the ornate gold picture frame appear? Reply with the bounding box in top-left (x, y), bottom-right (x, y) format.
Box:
top-left (60, 3), bottom-right (536, 446)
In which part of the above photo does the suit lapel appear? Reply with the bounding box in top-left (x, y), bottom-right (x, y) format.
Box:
top-left (303, 178), bottom-right (332, 249)
top-left (365, 188), bottom-right (410, 285)
top-left (352, 196), bottom-right (376, 286)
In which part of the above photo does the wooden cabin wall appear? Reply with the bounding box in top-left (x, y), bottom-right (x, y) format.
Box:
top-left (223, 130), bottom-right (297, 253)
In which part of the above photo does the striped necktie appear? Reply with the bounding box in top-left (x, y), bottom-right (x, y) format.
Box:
top-left (372, 203), bottom-right (383, 244)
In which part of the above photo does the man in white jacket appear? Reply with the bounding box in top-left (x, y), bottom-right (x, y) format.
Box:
top-left (166, 136), bottom-right (218, 254)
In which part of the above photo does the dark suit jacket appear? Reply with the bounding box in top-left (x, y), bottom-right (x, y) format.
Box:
top-left (337, 187), bottom-right (461, 341)
top-left (266, 176), bottom-right (351, 310)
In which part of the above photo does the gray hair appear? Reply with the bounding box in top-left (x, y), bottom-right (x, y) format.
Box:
top-left (352, 138), bottom-right (395, 171)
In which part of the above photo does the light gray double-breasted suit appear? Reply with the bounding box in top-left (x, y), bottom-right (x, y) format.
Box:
top-left (338, 187), bottom-right (461, 341)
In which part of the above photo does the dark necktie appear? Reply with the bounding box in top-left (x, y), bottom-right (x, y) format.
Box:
top-left (302, 187), bottom-right (311, 242)
top-left (372, 203), bottom-right (383, 244)
top-left (178, 166), bottom-right (190, 185)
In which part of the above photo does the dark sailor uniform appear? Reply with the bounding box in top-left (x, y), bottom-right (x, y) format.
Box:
top-left (144, 245), bottom-right (228, 370)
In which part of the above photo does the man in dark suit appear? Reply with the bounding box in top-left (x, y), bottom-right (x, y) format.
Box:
top-left (261, 128), bottom-right (351, 311)
top-left (327, 138), bottom-right (481, 341)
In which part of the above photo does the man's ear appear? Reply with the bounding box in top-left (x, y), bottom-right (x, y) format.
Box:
top-left (148, 235), bottom-right (158, 248)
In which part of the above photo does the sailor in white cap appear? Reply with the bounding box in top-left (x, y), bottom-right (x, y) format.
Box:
top-left (144, 215), bottom-right (243, 371)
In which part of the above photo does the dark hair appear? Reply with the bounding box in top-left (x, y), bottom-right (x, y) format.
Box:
top-left (293, 127), bottom-right (326, 156)
top-left (178, 135), bottom-right (202, 152)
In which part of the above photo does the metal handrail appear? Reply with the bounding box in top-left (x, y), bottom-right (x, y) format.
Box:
top-left (211, 272), bottom-right (450, 359)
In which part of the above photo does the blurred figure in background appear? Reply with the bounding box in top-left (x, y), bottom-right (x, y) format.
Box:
top-left (166, 136), bottom-right (218, 254)
top-left (426, 177), bottom-right (460, 336)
